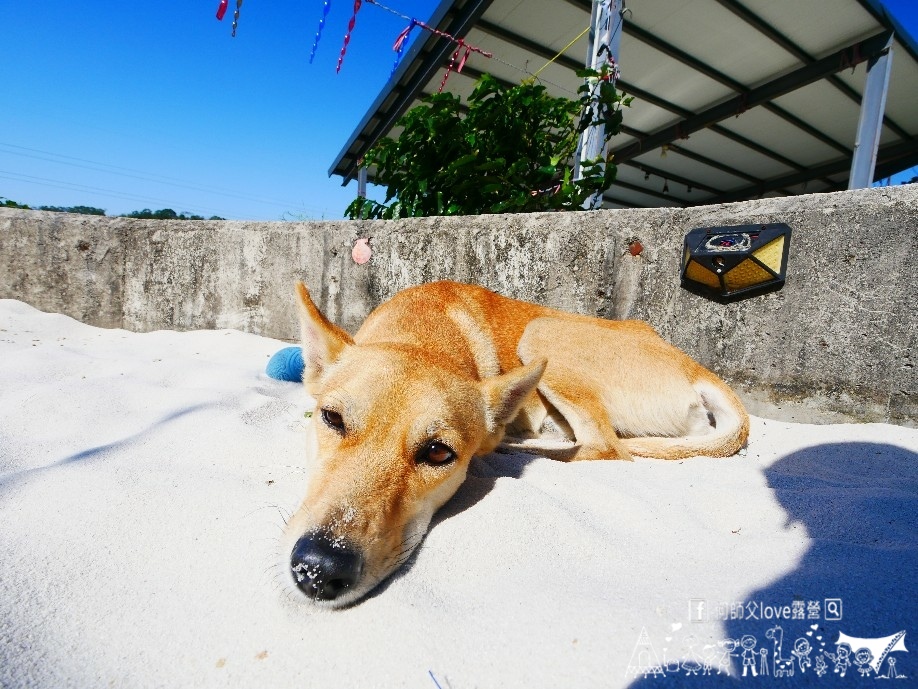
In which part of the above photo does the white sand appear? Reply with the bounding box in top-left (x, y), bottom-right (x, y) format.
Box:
top-left (1, 298), bottom-right (915, 688)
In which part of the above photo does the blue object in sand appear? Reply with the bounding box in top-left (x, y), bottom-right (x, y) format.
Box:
top-left (266, 346), bottom-right (304, 382)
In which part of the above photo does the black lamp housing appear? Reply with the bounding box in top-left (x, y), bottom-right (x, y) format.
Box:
top-left (681, 223), bottom-right (792, 299)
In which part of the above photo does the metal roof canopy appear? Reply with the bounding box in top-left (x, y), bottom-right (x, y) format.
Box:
top-left (329, 0), bottom-right (918, 209)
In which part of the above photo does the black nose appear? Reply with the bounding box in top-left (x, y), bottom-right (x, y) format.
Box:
top-left (290, 534), bottom-right (364, 601)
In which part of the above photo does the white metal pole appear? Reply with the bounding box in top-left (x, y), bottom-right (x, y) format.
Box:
top-left (580, 0), bottom-right (621, 209)
top-left (357, 166), bottom-right (368, 198)
top-left (849, 37), bottom-right (894, 189)
top-left (573, 0), bottom-right (601, 182)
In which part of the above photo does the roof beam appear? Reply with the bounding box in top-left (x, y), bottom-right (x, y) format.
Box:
top-left (475, 20), bottom-right (800, 187)
top-left (609, 177), bottom-right (688, 205)
top-left (698, 137), bottom-right (918, 204)
top-left (620, 126), bottom-right (754, 184)
top-left (874, 148), bottom-right (918, 180)
top-left (715, 0), bottom-right (911, 141)
top-left (476, 19), bottom-right (583, 73)
top-left (455, 45), bottom-right (799, 199)
top-left (329, 0), bottom-right (495, 181)
top-left (561, 0), bottom-right (594, 15)
top-left (614, 84), bottom-right (806, 182)
top-left (476, 14), bottom-right (841, 182)
top-left (565, 0), bottom-right (906, 143)
top-left (612, 31), bottom-right (894, 165)
top-left (662, 142), bottom-right (762, 185)
top-left (620, 125), bottom-right (799, 194)
top-left (622, 160), bottom-right (722, 196)
top-left (622, 22), bottom-right (852, 157)
top-left (498, 0), bottom-right (911, 184)
top-left (457, 69), bottom-right (720, 199)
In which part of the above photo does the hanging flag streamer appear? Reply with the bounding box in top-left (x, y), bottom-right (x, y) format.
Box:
top-left (308, 0), bottom-right (333, 64)
top-left (215, 0), bottom-right (495, 87)
top-left (367, 0), bottom-right (492, 86)
top-left (437, 39), bottom-right (489, 92)
top-left (390, 19), bottom-right (417, 78)
top-left (231, 0), bottom-right (244, 37)
top-left (336, 0), bottom-right (363, 73)
top-left (439, 42), bottom-right (466, 93)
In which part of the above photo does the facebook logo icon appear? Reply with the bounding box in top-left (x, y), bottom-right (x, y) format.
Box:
top-left (689, 599), bottom-right (706, 622)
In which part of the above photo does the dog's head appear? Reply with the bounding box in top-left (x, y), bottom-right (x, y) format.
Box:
top-left (282, 283), bottom-right (544, 607)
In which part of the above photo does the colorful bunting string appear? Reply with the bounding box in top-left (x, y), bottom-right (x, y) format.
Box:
top-left (336, 0), bottom-right (364, 73)
top-left (390, 19), bottom-right (417, 78)
top-left (216, 0), bottom-right (499, 89)
top-left (309, 0), bottom-right (333, 64)
top-left (438, 39), bottom-right (484, 92)
top-left (231, 0), bottom-right (244, 37)
top-left (365, 0), bottom-right (492, 89)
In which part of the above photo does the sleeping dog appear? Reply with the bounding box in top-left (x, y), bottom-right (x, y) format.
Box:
top-left (282, 280), bottom-right (748, 606)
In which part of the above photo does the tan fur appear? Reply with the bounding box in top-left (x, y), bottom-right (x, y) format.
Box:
top-left (283, 280), bottom-right (748, 606)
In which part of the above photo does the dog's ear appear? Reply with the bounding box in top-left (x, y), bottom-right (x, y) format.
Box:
top-left (295, 281), bottom-right (354, 383)
top-left (480, 358), bottom-right (546, 432)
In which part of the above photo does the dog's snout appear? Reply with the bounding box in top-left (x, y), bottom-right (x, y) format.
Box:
top-left (290, 535), bottom-right (364, 601)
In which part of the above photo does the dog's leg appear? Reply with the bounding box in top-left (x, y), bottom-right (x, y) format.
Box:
top-left (513, 318), bottom-right (637, 460)
top-left (495, 439), bottom-right (590, 462)
top-left (517, 316), bottom-right (748, 460)
top-left (493, 368), bottom-right (631, 461)
top-left (527, 370), bottom-right (634, 461)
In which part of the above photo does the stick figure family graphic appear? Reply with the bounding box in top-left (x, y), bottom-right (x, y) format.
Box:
top-left (626, 627), bottom-right (908, 680)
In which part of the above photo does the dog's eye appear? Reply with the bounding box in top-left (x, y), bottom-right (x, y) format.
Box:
top-left (418, 441), bottom-right (456, 465)
top-left (321, 408), bottom-right (345, 433)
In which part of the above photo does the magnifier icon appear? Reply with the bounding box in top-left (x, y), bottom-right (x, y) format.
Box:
top-left (825, 598), bottom-right (843, 620)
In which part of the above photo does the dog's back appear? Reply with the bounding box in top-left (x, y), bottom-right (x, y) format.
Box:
top-left (354, 281), bottom-right (547, 378)
top-left (355, 281), bottom-right (748, 460)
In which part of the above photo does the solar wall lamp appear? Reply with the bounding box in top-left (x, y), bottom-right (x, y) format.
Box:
top-left (681, 223), bottom-right (791, 299)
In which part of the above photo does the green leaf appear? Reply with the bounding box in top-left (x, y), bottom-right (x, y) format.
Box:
top-left (449, 153), bottom-right (478, 170)
top-left (475, 159), bottom-right (506, 172)
top-left (344, 71), bottom-right (632, 218)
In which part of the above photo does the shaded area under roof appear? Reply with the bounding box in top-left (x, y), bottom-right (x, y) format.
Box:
top-left (330, 0), bottom-right (918, 208)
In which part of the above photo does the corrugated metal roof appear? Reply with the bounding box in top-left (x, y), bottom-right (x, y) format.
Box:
top-left (329, 0), bottom-right (918, 208)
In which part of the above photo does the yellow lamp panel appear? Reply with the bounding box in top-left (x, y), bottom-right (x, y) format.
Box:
top-left (685, 259), bottom-right (721, 289)
top-left (724, 258), bottom-right (774, 291)
top-left (751, 236), bottom-right (785, 273)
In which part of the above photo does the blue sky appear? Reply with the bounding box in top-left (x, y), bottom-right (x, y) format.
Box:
top-left (2, 1), bottom-right (916, 220)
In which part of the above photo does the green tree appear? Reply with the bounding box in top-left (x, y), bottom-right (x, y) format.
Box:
top-left (2, 198), bottom-right (223, 220)
top-left (346, 67), bottom-right (630, 219)
top-left (37, 205), bottom-right (106, 215)
top-left (1, 197), bottom-right (31, 209)
top-left (123, 208), bottom-right (178, 220)
top-left (122, 208), bottom-right (224, 220)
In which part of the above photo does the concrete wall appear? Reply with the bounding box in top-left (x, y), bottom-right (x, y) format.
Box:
top-left (2, 185), bottom-right (916, 427)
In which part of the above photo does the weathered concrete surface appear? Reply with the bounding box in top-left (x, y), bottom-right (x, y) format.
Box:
top-left (1, 185), bottom-right (916, 426)
top-left (0, 210), bottom-right (126, 328)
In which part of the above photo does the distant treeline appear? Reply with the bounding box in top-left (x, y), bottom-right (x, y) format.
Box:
top-left (1, 197), bottom-right (224, 220)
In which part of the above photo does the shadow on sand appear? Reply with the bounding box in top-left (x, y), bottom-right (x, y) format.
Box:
top-left (0, 403), bottom-right (213, 487)
top-left (360, 447), bottom-right (541, 604)
top-left (625, 440), bottom-right (917, 687)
